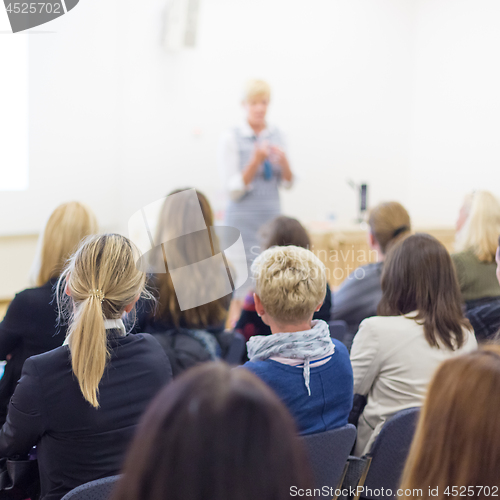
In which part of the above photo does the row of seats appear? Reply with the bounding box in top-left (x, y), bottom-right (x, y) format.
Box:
top-left (62, 408), bottom-right (419, 500)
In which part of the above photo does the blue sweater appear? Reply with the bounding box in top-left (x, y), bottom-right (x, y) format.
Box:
top-left (243, 339), bottom-right (353, 435)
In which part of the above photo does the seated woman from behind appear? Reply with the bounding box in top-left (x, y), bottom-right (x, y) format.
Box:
top-left (0, 201), bottom-right (98, 426)
top-left (235, 215), bottom-right (332, 340)
top-left (453, 190), bottom-right (500, 310)
top-left (331, 201), bottom-right (411, 336)
top-left (350, 233), bottom-right (477, 456)
top-left (243, 245), bottom-right (353, 435)
top-left (111, 363), bottom-right (313, 500)
top-left (0, 234), bottom-right (172, 500)
top-left (400, 346), bottom-right (500, 500)
top-left (466, 235), bottom-right (500, 341)
top-left (137, 188), bottom-right (233, 376)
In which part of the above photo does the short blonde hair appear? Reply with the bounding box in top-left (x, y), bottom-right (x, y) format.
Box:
top-left (243, 79), bottom-right (271, 102)
top-left (455, 190), bottom-right (500, 262)
top-left (252, 245), bottom-right (326, 324)
top-left (368, 201), bottom-right (411, 254)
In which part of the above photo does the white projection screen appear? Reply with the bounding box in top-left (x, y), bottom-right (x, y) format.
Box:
top-left (0, 7), bottom-right (29, 192)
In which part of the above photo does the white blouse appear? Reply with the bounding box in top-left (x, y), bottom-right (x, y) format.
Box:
top-left (217, 122), bottom-right (293, 202)
top-left (350, 313), bottom-right (477, 455)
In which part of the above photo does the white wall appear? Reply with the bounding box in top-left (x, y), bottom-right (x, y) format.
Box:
top-left (116, 0), bottom-right (416, 229)
top-left (408, 0), bottom-right (500, 225)
top-left (0, 0), bottom-right (122, 235)
top-left (0, 0), bottom-right (499, 238)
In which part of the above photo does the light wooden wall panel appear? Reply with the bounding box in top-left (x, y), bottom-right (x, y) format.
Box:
top-left (308, 227), bottom-right (456, 289)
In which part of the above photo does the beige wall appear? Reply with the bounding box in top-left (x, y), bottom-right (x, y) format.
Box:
top-left (0, 227), bottom-right (456, 321)
top-left (309, 227), bottom-right (456, 289)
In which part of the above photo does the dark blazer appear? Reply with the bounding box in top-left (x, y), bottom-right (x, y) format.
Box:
top-left (0, 279), bottom-right (66, 425)
top-left (134, 288), bottom-right (233, 377)
top-left (0, 332), bottom-right (172, 500)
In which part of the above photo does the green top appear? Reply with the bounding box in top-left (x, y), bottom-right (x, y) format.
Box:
top-left (451, 250), bottom-right (500, 302)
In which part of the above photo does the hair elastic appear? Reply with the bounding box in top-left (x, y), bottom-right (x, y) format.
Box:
top-left (392, 226), bottom-right (409, 239)
top-left (89, 289), bottom-right (105, 302)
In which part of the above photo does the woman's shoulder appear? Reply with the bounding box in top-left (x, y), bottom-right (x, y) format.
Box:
top-left (24, 345), bottom-right (70, 375)
top-left (121, 332), bottom-right (170, 351)
top-left (9, 282), bottom-right (55, 309)
top-left (331, 338), bottom-right (350, 358)
top-left (451, 249), bottom-right (479, 266)
top-left (357, 314), bottom-right (423, 337)
top-left (241, 359), bottom-right (277, 376)
top-left (336, 262), bottom-right (382, 292)
top-left (458, 327), bottom-right (478, 351)
top-left (358, 314), bottom-right (407, 327)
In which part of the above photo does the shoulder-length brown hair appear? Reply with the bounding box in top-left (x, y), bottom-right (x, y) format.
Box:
top-left (260, 215), bottom-right (311, 250)
top-left (111, 363), bottom-right (313, 500)
top-left (152, 188), bottom-right (228, 328)
top-left (378, 233), bottom-right (469, 350)
top-left (400, 346), bottom-right (500, 498)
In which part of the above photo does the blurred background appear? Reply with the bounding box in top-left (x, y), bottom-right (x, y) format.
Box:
top-left (0, 0), bottom-right (499, 300)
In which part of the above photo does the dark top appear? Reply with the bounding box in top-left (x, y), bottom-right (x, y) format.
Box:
top-left (134, 290), bottom-right (233, 377)
top-left (235, 285), bottom-right (332, 341)
top-left (146, 327), bottom-right (233, 377)
top-left (243, 339), bottom-right (353, 435)
top-left (466, 297), bottom-right (500, 341)
top-left (0, 332), bottom-right (172, 500)
top-left (331, 262), bottom-right (383, 334)
top-left (0, 279), bottom-right (66, 425)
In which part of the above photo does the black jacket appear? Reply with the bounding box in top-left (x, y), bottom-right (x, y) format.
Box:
top-left (149, 327), bottom-right (233, 377)
top-left (135, 294), bottom-right (233, 377)
top-left (0, 279), bottom-right (66, 425)
top-left (0, 332), bottom-right (172, 500)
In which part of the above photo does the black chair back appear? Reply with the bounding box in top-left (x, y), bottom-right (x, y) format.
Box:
top-left (302, 424), bottom-right (357, 492)
top-left (61, 475), bottom-right (121, 500)
top-left (360, 407), bottom-right (420, 500)
top-left (224, 331), bottom-right (246, 365)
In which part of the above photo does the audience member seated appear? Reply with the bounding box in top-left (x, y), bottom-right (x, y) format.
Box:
top-left (331, 201), bottom-right (411, 335)
top-left (466, 235), bottom-right (500, 341)
top-left (0, 234), bottom-right (172, 500)
top-left (111, 362), bottom-right (313, 500)
top-left (0, 201), bottom-right (98, 426)
top-left (452, 190), bottom-right (500, 310)
top-left (400, 346), bottom-right (500, 499)
top-left (350, 233), bottom-right (477, 456)
top-left (235, 215), bottom-right (332, 340)
top-left (136, 189), bottom-right (233, 377)
top-left (242, 245), bottom-right (353, 435)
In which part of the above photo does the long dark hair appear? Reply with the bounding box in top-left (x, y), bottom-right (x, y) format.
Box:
top-left (111, 363), bottom-right (313, 500)
top-left (378, 233), bottom-right (469, 350)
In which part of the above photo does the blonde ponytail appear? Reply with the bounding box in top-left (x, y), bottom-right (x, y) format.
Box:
top-left (59, 234), bottom-right (147, 408)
